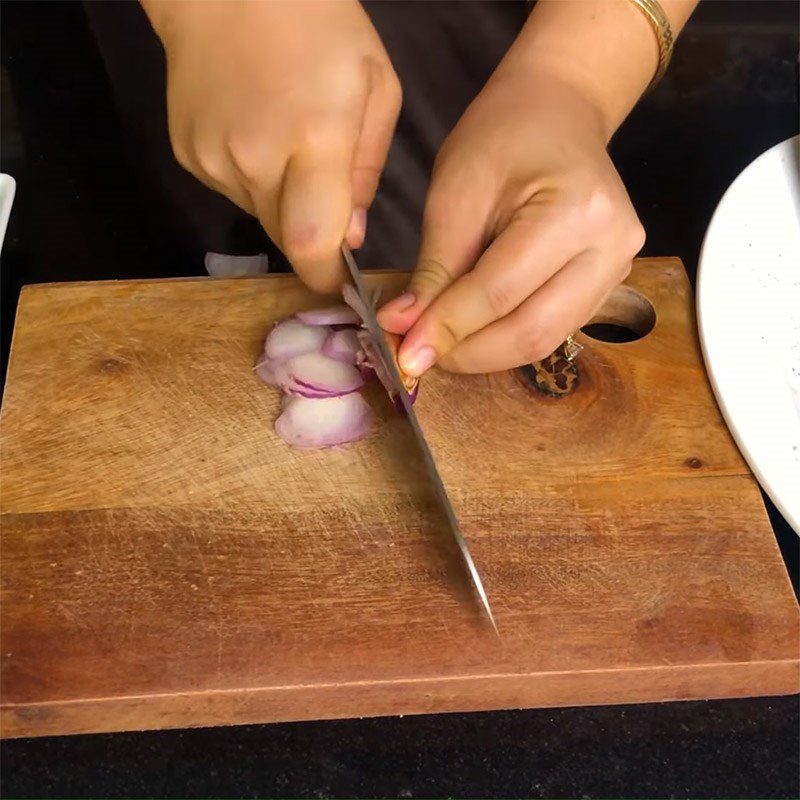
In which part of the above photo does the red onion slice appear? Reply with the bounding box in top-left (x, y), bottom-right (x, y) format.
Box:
top-left (355, 329), bottom-right (419, 404)
top-left (254, 353), bottom-right (278, 385)
top-left (264, 319), bottom-right (330, 362)
top-left (342, 285), bottom-right (418, 405)
top-left (296, 305), bottom-right (360, 326)
top-left (257, 350), bottom-right (361, 398)
top-left (259, 291), bottom-right (421, 452)
top-left (356, 329), bottom-right (392, 394)
top-left (205, 252), bottom-right (269, 277)
top-left (254, 355), bottom-right (295, 389)
top-left (275, 394), bottom-right (372, 449)
top-left (286, 352), bottom-right (364, 396)
top-left (322, 329), bottom-right (361, 365)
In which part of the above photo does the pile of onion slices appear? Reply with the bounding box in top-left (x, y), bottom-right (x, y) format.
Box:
top-left (255, 288), bottom-right (418, 449)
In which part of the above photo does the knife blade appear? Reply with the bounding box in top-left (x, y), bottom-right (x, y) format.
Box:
top-left (341, 245), bottom-right (498, 633)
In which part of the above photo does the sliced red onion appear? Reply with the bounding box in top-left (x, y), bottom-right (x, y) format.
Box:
top-left (255, 356), bottom-right (294, 389)
top-left (355, 329), bottom-right (419, 404)
top-left (356, 328), bottom-right (392, 394)
top-left (264, 319), bottom-right (330, 362)
top-left (275, 394), bottom-right (372, 449)
top-left (205, 252), bottom-right (269, 277)
top-left (286, 352), bottom-right (364, 397)
top-left (254, 353), bottom-right (277, 385)
top-left (257, 349), bottom-right (361, 398)
top-left (258, 292), bottom-right (422, 452)
top-left (342, 285), bottom-right (418, 406)
top-left (322, 329), bottom-right (361, 365)
top-left (296, 305), bottom-right (360, 327)
top-left (391, 382), bottom-right (420, 414)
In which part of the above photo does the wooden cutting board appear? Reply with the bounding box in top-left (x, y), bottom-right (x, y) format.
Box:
top-left (1, 258), bottom-right (797, 738)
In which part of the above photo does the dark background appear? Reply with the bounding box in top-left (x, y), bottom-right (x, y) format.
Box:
top-left (1, 1), bottom-right (799, 798)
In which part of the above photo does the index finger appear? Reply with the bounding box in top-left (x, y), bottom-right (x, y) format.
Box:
top-left (397, 208), bottom-right (582, 377)
top-left (277, 145), bottom-right (355, 295)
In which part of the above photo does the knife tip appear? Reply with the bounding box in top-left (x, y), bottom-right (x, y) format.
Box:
top-left (484, 605), bottom-right (500, 637)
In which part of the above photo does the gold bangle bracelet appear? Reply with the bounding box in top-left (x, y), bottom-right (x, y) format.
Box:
top-left (624, 0), bottom-right (675, 89)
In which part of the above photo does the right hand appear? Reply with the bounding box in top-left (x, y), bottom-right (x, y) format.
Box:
top-left (144, 0), bottom-right (401, 293)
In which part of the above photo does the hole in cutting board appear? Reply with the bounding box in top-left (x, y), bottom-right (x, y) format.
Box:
top-left (581, 322), bottom-right (640, 343)
top-left (581, 286), bottom-right (656, 343)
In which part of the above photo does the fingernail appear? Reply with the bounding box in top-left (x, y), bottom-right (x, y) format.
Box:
top-left (401, 345), bottom-right (436, 377)
top-left (348, 207), bottom-right (367, 249)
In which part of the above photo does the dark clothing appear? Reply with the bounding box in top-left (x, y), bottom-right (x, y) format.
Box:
top-left (83, 0), bottom-right (528, 272)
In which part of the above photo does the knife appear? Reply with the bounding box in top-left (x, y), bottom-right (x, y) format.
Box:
top-left (341, 244), bottom-right (498, 633)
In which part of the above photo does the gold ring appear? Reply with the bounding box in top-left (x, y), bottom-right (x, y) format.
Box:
top-left (564, 334), bottom-right (583, 362)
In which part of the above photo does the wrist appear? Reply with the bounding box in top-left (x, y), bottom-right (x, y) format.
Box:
top-left (502, 1), bottom-right (655, 142)
top-left (502, 52), bottom-right (623, 145)
top-left (484, 55), bottom-right (614, 149)
top-left (498, 0), bottom-right (695, 141)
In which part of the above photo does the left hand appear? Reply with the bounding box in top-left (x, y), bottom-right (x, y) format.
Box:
top-left (378, 69), bottom-right (646, 375)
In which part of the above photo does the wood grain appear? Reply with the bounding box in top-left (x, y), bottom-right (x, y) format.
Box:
top-left (1, 258), bottom-right (798, 738)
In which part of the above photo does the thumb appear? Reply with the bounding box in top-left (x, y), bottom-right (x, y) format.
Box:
top-left (275, 147), bottom-right (353, 295)
top-left (377, 183), bottom-right (487, 335)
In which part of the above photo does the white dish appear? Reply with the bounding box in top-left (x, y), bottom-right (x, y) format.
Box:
top-left (0, 173), bottom-right (16, 254)
top-left (698, 135), bottom-right (800, 534)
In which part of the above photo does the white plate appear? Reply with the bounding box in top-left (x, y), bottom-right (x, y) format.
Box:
top-left (0, 173), bottom-right (16, 253)
top-left (698, 135), bottom-right (800, 534)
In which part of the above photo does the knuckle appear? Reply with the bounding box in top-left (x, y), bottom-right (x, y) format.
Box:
top-left (283, 230), bottom-right (339, 271)
top-left (227, 133), bottom-right (267, 181)
top-left (284, 238), bottom-right (343, 294)
top-left (382, 68), bottom-right (403, 111)
top-left (410, 257), bottom-right (452, 296)
top-left (296, 119), bottom-right (349, 156)
top-left (431, 317), bottom-right (461, 352)
top-left (626, 220), bottom-right (647, 255)
top-left (173, 149), bottom-right (193, 174)
top-left (578, 185), bottom-right (616, 228)
top-left (296, 122), bottom-right (326, 153)
top-left (169, 132), bottom-right (194, 173)
top-left (485, 278), bottom-right (518, 319)
top-left (437, 350), bottom-right (467, 374)
top-left (195, 150), bottom-right (228, 188)
top-left (301, 270), bottom-right (343, 296)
